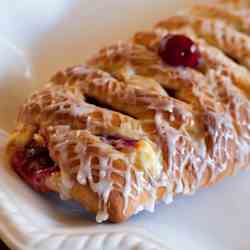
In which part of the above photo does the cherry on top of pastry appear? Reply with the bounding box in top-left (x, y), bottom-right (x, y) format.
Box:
top-left (159, 34), bottom-right (200, 68)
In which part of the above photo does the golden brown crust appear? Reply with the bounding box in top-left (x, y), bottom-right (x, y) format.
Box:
top-left (6, 1), bottom-right (250, 223)
top-left (156, 15), bottom-right (250, 70)
top-left (218, 0), bottom-right (250, 9)
top-left (189, 4), bottom-right (250, 34)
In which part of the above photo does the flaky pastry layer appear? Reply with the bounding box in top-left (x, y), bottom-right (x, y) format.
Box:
top-left (7, 0), bottom-right (250, 223)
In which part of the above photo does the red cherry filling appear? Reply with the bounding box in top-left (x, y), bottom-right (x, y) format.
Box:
top-left (11, 140), bottom-right (59, 192)
top-left (100, 135), bottom-right (138, 150)
top-left (159, 34), bottom-right (200, 67)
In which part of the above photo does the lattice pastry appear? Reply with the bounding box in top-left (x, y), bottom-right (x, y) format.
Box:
top-left (6, 0), bottom-right (250, 223)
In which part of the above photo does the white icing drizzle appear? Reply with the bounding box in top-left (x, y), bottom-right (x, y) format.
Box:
top-left (153, 99), bottom-right (242, 199)
top-left (96, 211), bottom-right (109, 223)
top-left (47, 124), bottom-right (153, 222)
top-left (49, 127), bottom-right (110, 221)
top-left (163, 192), bottom-right (173, 205)
top-left (206, 69), bottom-right (250, 171)
top-left (144, 188), bottom-right (157, 213)
top-left (135, 171), bottom-right (144, 194)
top-left (23, 46), bottom-right (249, 223)
top-left (49, 126), bottom-right (75, 200)
top-left (83, 37), bottom-right (248, 212)
top-left (175, 179), bottom-right (184, 194)
top-left (122, 164), bottom-right (132, 213)
top-left (134, 205), bottom-right (144, 215)
top-left (82, 32), bottom-right (249, 207)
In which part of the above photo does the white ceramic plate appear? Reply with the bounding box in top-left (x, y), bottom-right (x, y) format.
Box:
top-left (1, 0), bottom-right (250, 249)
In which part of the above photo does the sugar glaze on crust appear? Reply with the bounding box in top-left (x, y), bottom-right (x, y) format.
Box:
top-left (7, 0), bottom-right (250, 223)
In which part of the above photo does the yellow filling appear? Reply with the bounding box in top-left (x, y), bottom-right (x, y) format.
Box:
top-left (135, 139), bottom-right (163, 178)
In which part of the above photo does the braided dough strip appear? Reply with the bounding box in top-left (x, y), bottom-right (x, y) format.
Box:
top-left (6, 1), bottom-right (250, 223)
top-left (189, 4), bottom-right (250, 35)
